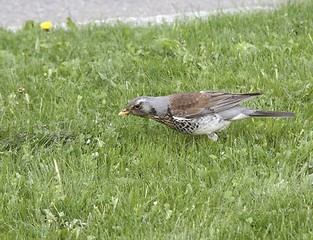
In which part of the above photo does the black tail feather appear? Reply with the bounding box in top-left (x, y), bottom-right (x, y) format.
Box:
top-left (249, 110), bottom-right (295, 118)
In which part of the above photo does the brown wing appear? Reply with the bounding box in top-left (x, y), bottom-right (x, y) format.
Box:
top-left (169, 91), bottom-right (262, 118)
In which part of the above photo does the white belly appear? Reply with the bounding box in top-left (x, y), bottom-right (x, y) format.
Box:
top-left (191, 115), bottom-right (230, 135)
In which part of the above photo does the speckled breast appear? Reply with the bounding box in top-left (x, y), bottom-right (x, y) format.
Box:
top-left (152, 114), bottom-right (228, 135)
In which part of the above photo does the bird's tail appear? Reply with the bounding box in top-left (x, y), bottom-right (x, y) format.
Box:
top-left (248, 110), bottom-right (295, 118)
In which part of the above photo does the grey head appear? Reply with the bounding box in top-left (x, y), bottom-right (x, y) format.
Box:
top-left (118, 96), bottom-right (170, 118)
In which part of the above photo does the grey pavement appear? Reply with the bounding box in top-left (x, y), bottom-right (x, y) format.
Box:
top-left (1, 0), bottom-right (288, 28)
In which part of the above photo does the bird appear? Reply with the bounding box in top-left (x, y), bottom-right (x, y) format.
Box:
top-left (118, 91), bottom-right (295, 141)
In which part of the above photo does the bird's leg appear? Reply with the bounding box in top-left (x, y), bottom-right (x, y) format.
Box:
top-left (207, 133), bottom-right (218, 141)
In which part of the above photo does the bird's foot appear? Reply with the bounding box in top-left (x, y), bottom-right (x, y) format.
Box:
top-left (208, 133), bottom-right (218, 141)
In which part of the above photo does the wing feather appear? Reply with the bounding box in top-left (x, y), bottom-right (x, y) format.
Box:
top-left (169, 91), bottom-right (262, 118)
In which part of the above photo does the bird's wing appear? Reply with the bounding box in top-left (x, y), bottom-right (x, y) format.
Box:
top-left (169, 91), bottom-right (262, 118)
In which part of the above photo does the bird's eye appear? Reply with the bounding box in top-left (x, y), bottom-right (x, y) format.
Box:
top-left (133, 104), bottom-right (141, 109)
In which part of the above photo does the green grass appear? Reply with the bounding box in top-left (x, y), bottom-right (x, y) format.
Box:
top-left (0, 2), bottom-right (313, 239)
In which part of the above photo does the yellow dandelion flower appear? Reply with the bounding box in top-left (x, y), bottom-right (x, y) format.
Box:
top-left (40, 21), bottom-right (53, 31)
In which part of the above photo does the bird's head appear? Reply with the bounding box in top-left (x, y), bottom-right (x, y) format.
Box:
top-left (118, 96), bottom-right (156, 118)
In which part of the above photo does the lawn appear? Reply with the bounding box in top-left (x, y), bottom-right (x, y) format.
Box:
top-left (0, 1), bottom-right (312, 239)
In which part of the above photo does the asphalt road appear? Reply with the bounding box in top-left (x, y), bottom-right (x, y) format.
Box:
top-left (1, 0), bottom-right (288, 28)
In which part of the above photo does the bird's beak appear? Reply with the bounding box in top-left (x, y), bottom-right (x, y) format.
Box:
top-left (118, 109), bottom-right (130, 116)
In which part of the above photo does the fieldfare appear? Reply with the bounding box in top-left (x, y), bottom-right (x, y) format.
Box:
top-left (118, 91), bottom-right (295, 141)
